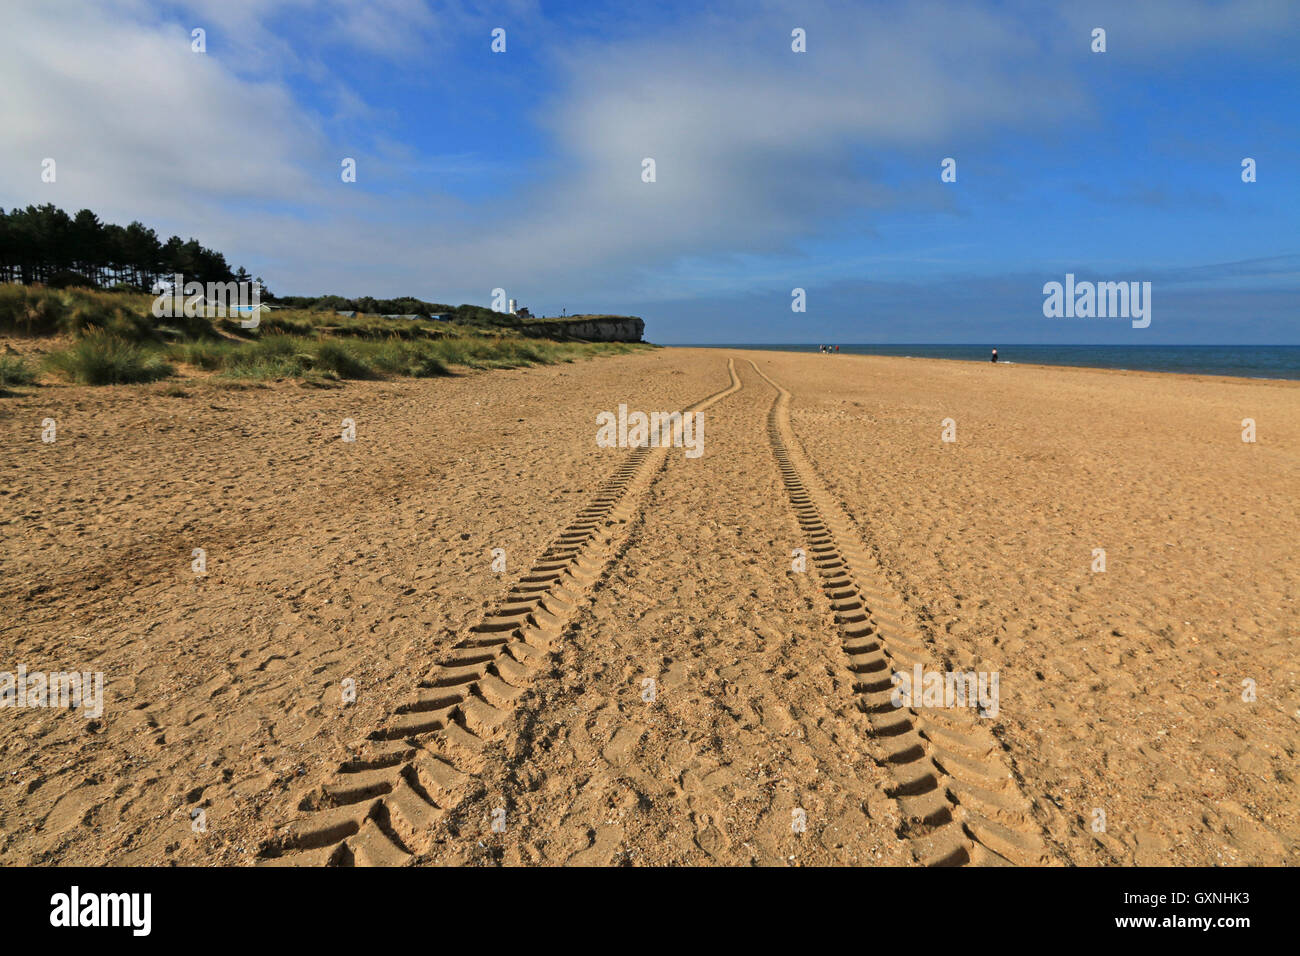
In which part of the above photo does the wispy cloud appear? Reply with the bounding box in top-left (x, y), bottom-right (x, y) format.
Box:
top-left (0, 0), bottom-right (1295, 338)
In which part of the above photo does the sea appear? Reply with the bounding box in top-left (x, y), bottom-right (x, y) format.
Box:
top-left (686, 345), bottom-right (1300, 381)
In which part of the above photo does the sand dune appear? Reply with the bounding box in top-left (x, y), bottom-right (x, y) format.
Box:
top-left (1, 349), bottom-right (1296, 865)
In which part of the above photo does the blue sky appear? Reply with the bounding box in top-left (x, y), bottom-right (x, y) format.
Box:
top-left (2, 0), bottom-right (1296, 343)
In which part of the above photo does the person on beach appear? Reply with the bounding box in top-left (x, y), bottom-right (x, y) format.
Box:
top-left (991, 348), bottom-right (998, 363)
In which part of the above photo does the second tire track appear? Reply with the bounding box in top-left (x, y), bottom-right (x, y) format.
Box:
top-left (750, 360), bottom-right (1056, 866)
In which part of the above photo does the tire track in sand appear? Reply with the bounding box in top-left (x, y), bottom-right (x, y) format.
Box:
top-left (431, 358), bottom-right (910, 866)
top-left (256, 359), bottom-right (742, 865)
top-left (749, 360), bottom-right (1056, 866)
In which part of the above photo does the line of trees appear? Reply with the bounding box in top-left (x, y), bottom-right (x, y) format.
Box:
top-left (272, 293), bottom-right (512, 324)
top-left (0, 204), bottom-right (259, 292)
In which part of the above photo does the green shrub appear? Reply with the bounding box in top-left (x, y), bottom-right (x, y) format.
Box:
top-left (314, 341), bottom-right (373, 378)
top-left (0, 285), bottom-right (69, 335)
top-left (0, 354), bottom-right (35, 388)
top-left (365, 339), bottom-right (424, 376)
top-left (28, 288), bottom-right (70, 334)
top-left (169, 340), bottom-right (230, 370)
top-left (252, 334), bottom-right (300, 361)
top-left (410, 352), bottom-right (451, 377)
top-left (214, 334), bottom-right (316, 378)
top-left (253, 315), bottom-right (314, 337)
top-left (0, 285), bottom-right (31, 331)
top-left (44, 332), bottom-right (173, 385)
top-left (430, 337), bottom-right (494, 368)
top-left (213, 334), bottom-right (301, 378)
top-left (47, 270), bottom-right (96, 290)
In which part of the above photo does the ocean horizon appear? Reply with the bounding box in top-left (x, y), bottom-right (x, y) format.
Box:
top-left (674, 344), bottom-right (1300, 381)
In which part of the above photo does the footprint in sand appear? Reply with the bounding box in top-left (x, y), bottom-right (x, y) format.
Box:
top-left (42, 784), bottom-right (108, 836)
top-left (692, 811), bottom-right (730, 860)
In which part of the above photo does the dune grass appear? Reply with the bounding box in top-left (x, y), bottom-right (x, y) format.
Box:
top-left (158, 333), bottom-right (645, 382)
top-left (3, 284), bottom-right (651, 387)
top-left (43, 331), bottom-right (174, 385)
top-left (0, 285), bottom-right (187, 341)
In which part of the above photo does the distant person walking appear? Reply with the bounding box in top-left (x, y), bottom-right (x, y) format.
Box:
top-left (991, 348), bottom-right (998, 363)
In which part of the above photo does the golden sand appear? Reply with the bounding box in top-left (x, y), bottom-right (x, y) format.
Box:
top-left (1, 348), bottom-right (1295, 865)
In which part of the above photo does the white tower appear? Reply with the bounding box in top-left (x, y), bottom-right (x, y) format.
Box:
top-left (508, 298), bottom-right (518, 315)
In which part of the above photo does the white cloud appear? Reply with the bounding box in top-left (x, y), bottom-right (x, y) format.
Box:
top-left (0, 0), bottom-right (1293, 306)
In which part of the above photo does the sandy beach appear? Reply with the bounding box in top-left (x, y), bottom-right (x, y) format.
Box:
top-left (1, 348), bottom-right (1296, 866)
